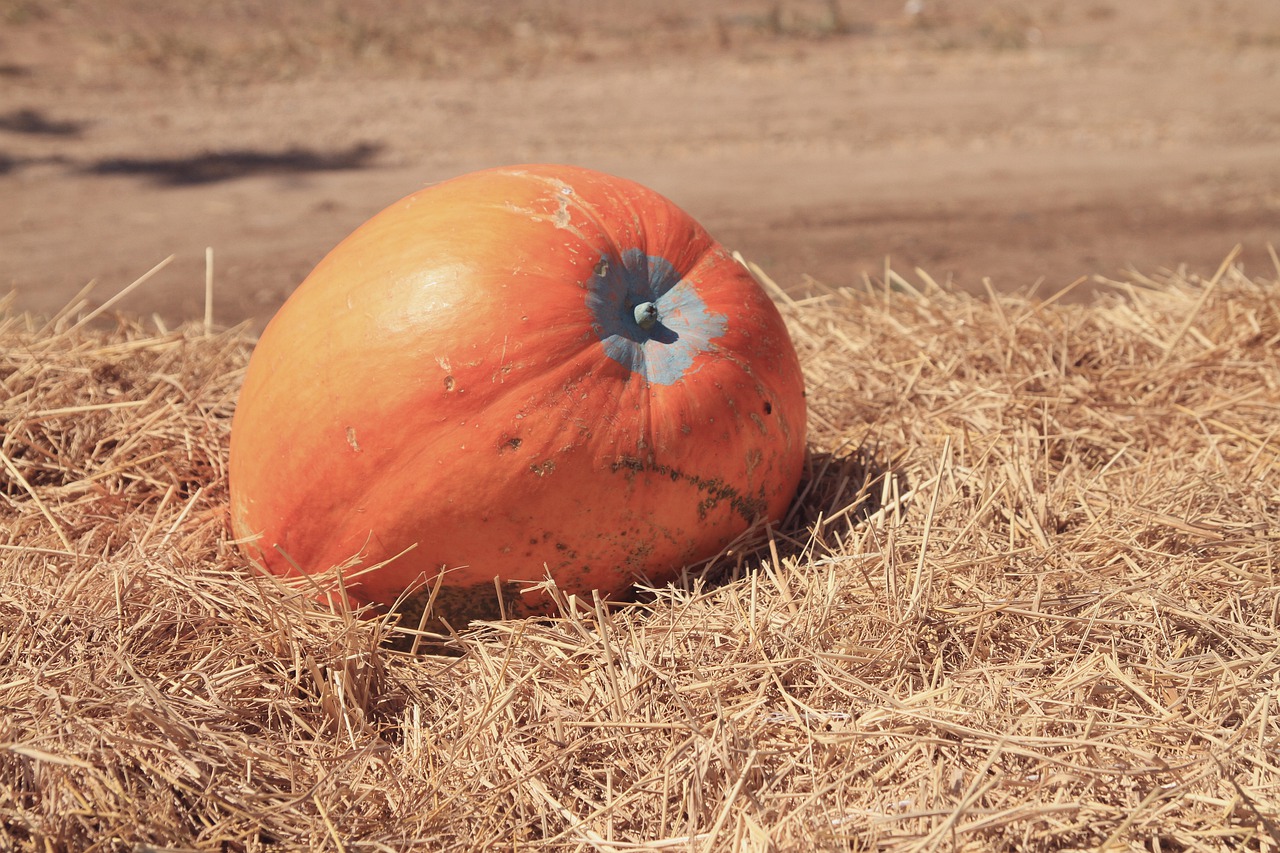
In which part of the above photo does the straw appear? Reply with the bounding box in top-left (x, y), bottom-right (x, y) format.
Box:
top-left (2, 253), bottom-right (1278, 850)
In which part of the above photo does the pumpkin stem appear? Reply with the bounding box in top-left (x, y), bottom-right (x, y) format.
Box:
top-left (633, 301), bottom-right (660, 331)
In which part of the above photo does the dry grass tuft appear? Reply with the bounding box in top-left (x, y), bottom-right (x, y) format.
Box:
top-left (2, 255), bottom-right (1279, 851)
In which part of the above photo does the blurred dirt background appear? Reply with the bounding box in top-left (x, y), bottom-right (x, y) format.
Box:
top-left (2, 0), bottom-right (1279, 330)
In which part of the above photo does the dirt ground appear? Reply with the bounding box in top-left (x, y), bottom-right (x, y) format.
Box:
top-left (3, 0), bottom-right (1279, 330)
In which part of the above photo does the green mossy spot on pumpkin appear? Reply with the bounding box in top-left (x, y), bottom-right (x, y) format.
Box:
top-left (609, 456), bottom-right (767, 523)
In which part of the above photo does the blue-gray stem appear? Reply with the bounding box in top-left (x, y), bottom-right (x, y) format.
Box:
top-left (633, 301), bottom-right (659, 331)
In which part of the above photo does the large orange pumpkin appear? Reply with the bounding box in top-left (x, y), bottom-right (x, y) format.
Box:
top-left (228, 164), bottom-right (806, 625)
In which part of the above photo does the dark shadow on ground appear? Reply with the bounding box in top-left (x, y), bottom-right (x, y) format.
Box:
top-left (676, 441), bottom-right (911, 596)
top-left (0, 107), bottom-right (87, 136)
top-left (83, 141), bottom-right (383, 186)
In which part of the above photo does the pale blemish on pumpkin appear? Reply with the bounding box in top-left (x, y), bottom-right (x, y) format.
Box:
top-left (547, 178), bottom-right (574, 229)
top-left (506, 174), bottom-right (593, 239)
top-left (346, 427), bottom-right (362, 452)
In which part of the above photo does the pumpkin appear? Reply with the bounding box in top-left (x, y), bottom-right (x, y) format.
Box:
top-left (228, 164), bottom-right (806, 625)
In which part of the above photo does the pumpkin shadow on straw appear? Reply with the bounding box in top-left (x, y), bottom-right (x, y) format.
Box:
top-left (664, 441), bottom-right (912, 600)
top-left (380, 443), bottom-right (911, 651)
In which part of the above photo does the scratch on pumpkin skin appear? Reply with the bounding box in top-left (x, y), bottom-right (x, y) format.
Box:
top-left (346, 427), bottom-right (362, 452)
top-left (494, 335), bottom-right (510, 384)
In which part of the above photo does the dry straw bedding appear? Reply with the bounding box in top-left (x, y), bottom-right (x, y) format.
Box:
top-left (1, 255), bottom-right (1279, 851)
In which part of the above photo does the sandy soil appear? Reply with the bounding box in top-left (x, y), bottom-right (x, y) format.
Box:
top-left (3, 0), bottom-right (1279, 329)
